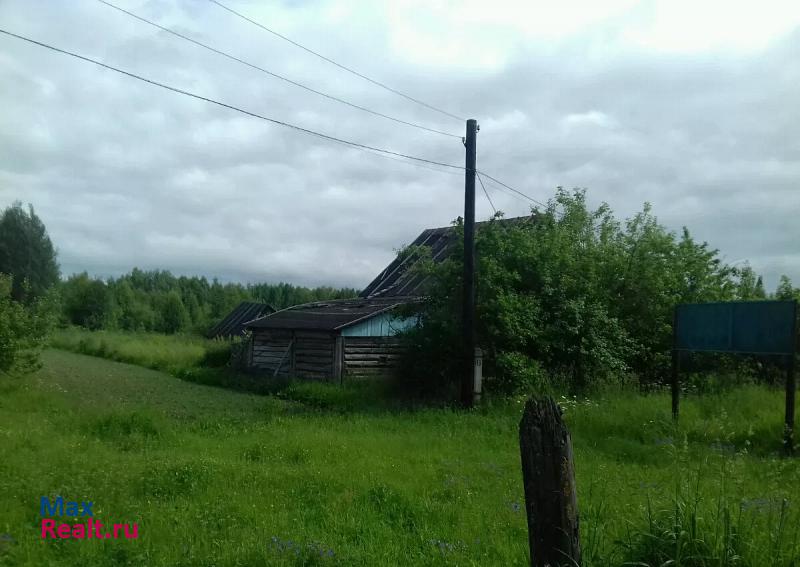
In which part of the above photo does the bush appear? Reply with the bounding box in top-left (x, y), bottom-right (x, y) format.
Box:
top-left (401, 189), bottom-right (741, 395)
top-left (492, 351), bottom-right (548, 395)
top-left (0, 273), bottom-right (56, 374)
top-left (202, 339), bottom-right (238, 368)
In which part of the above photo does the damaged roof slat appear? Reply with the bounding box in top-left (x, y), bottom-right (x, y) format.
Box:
top-left (360, 216), bottom-right (535, 299)
top-left (246, 296), bottom-right (417, 331)
top-left (208, 301), bottom-right (274, 338)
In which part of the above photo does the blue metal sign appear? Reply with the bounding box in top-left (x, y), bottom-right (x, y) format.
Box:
top-left (675, 300), bottom-right (797, 355)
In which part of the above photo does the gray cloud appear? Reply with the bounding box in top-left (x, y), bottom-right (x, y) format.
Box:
top-left (0, 0), bottom-right (798, 291)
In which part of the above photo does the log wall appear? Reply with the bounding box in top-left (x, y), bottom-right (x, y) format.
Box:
top-left (293, 332), bottom-right (335, 380)
top-left (250, 330), bottom-right (336, 380)
top-left (250, 332), bottom-right (407, 380)
top-left (343, 337), bottom-right (405, 379)
top-left (251, 330), bottom-right (292, 376)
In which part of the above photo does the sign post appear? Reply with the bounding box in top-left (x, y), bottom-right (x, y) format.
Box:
top-left (672, 300), bottom-right (798, 454)
top-left (785, 301), bottom-right (798, 454)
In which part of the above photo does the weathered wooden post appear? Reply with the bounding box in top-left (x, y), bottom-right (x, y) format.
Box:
top-left (519, 397), bottom-right (581, 567)
top-left (785, 299), bottom-right (798, 456)
top-left (671, 307), bottom-right (680, 421)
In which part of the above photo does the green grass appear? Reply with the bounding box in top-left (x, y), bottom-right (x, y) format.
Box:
top-left (49, 327), bottom-right (232, 378)
top-left (0, 349), bottom-right (798, 566)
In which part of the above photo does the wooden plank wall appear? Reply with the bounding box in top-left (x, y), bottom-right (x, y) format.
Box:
top-left (293, 331), bottom-right (335, 380)
top-left (343, 337), bottom-right (405, 379)
top-left (250, 330), bottom-right (336, 380)
top-left (251, 332), bottom-right (407, 380)
top-left (251, 330), bottom-right (292, 376)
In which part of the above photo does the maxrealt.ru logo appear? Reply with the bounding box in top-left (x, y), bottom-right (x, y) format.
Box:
top-left (40, 497), bottom-right (139, 540)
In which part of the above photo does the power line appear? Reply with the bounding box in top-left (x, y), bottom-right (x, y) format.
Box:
top-left (1, 29), bottom-right (540, 206)
top-left (97, 0), bottom-right (459, 139)
top-left (476, 170), bottom-right (547, 208)
top-left (0, 28), bottom-right (465, 172)
top-left (364, 148), bottom-right (465, 177)
top-left (208, 0), bottom-right (465, 123)
top-left (476, 172), bottom-right (496, 214)
top-left (479, 175), bottom-right (533, 205)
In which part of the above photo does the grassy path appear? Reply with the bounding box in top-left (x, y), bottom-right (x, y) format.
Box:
top-left (0, 349), bottom-right (797, 566)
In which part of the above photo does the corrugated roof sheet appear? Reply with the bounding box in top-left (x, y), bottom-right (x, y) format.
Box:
top-left (360, 215), bottom-right (536, 299)
top-left (245, 296), bottom-right (417, 332)
top-left (207, 302), bottom-right (274, 338)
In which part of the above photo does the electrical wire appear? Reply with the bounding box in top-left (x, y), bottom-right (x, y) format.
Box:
top-left (476, 170), bottom-right (547, 208)
top-left (363, 148), bottom-right (466, 178)
top-left (476, 172), bottom-right (496, 214)
top-left (1, 29), bottom-right (544, 206)
top-left (208, 0), bottom-right (465, 122)
top-left (0, 28), bottom-right (464, 171)
top-left (479, 175), bottom-right (533, 204)
top-left (97, 0), bottom-right (460, 139)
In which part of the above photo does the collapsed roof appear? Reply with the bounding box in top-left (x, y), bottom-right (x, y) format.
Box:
top-left (245, 296), bottom-right (416, 331)
top-left (360, 215), bottom-right (535, 299)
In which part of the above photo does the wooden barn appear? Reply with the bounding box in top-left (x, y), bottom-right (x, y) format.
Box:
top-left (245, 296), bottom-right (418, 380)
top-left (244, 216), bottom-right (534, 380)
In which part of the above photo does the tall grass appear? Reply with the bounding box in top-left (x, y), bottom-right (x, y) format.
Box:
top-left (50, 327), bottom-right (231, 376)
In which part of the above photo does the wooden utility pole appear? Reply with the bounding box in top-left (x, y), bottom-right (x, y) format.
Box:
top-left (519, 397), bottom-right (581, 567)
top-left (462, 118), bottom-right (478, 408)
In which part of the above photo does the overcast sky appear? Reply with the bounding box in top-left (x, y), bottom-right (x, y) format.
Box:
top-left (1, 0), bottom-right (798, 291)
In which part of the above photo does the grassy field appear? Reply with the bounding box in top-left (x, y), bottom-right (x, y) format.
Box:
top-left (49, 328), bottom-right (232, 381)
top-left (0, 349), bottom-right (798, 566)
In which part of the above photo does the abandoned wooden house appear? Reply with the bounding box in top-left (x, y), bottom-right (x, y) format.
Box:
top-left (244, 216), bottom-right (533, 380)
top-left (245, 296), bottom-right (417, 380)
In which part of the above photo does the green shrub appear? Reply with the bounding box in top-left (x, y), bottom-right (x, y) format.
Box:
top-left (492, 351), bottom-right (548, 395)
top-left (201, 339), bottom-right (236, 368)
top-left (0, 273), bottom-right (56, 374)
top-left (401, 190), bottom-right (745, 396)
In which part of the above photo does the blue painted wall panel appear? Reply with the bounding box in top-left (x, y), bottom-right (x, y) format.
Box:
top-left (341, 312), bottom-right (417, 337)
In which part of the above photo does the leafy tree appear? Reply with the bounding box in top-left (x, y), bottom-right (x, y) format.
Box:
top-left (61, 273), bottom-right (111, 330)
top-left (0, 274), bottom-right (55, 374)
top-left (775, 275), bottom-right (798, 301)
top-left (735, 265), bottom-right (766, 300)
top-left (401, 189), bottom-right (739, 394)
top-left (0, 202), bottom-right (60, 302)
top-left (158, 291), bottom-right (190, 334)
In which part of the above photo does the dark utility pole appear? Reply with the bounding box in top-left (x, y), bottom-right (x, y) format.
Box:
top-left (462, 119), bottom-right (478, 408)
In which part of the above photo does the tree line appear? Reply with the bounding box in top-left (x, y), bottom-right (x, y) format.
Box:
top-left (60, 270), bottom-right (358, 334)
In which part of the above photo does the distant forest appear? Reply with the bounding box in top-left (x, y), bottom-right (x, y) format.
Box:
top-left (59, 269), bottom-right (358, 334)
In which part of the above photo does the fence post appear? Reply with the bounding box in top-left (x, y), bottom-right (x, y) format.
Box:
top-left (786, 354), bottom-right (797, 456)
top-left (519, 397), bottom-right (581, 567)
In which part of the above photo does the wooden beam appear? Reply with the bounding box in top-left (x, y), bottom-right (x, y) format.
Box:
top-left (519, 397), bottom-right (581, 567)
